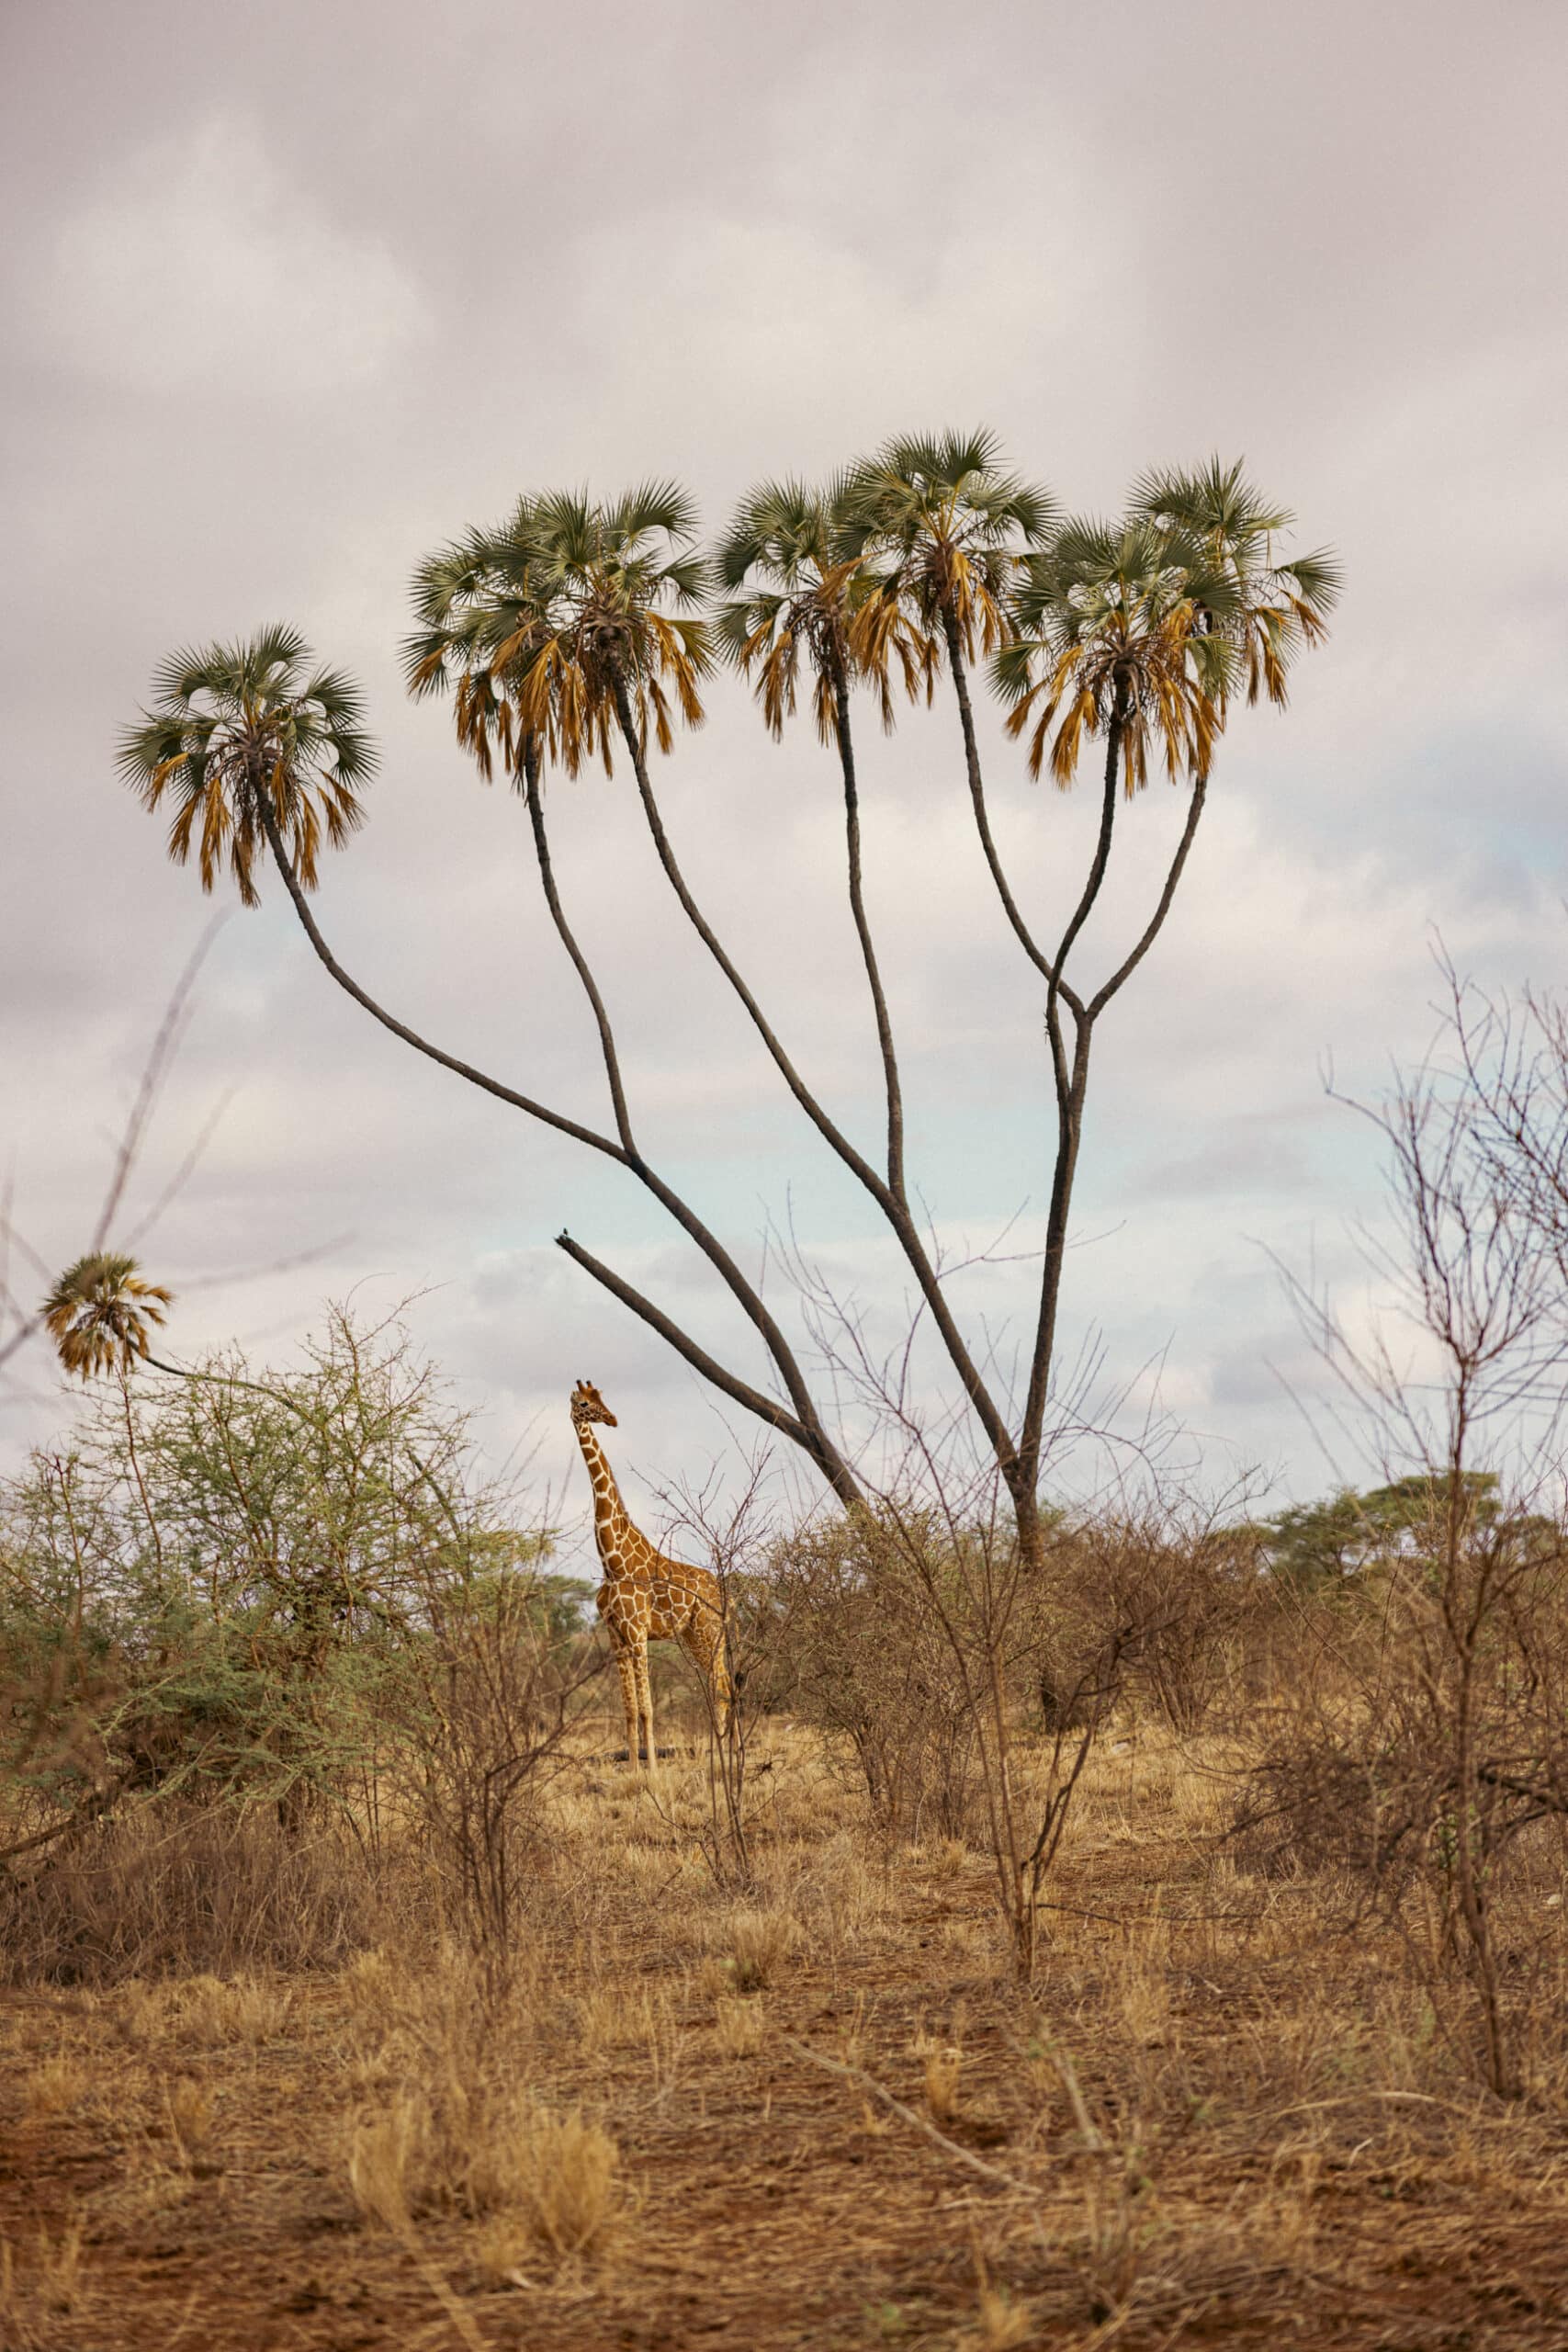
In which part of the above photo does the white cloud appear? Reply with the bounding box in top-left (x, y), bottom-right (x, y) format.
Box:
top-left (33, 116), bottom-right (426, 396)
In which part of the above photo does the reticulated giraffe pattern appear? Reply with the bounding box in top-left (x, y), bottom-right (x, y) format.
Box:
top-left (570, 1378), bottom-right (730, 1764)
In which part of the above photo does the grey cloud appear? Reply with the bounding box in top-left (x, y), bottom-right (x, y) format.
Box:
top-left (4, 0), bottom-right (1565, 1515)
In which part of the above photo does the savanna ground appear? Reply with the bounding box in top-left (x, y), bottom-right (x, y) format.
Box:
top-left (5, 1706), bottom-right (1564, 2352)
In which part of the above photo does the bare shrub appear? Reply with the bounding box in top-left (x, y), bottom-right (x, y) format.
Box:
top-left (392, 1559), bottom-right (592, 1998)
top-left (769, 1510), bottom-right (995, 1844)
top-left (1054, 1510), bottom-right (1258, 1735)
top-left (0, 1804), bottom-right (374, 1985)
top-left (1257, 983), bottom-right (1568, 2096)
top-left (1240, 1489), bottom-right (1568, 2095)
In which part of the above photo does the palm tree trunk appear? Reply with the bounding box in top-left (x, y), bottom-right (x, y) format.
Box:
top-left (829, 660), bottom-right (905, 1198)
top-left (607, 669), bottom-right (1021, 1483)
top-left (941, 611), bottom-right (1074, 1001)
top-left (1019, 700), bottom-right (1126, 1489)
top-left (519, 737), bottom-right (634, 1150)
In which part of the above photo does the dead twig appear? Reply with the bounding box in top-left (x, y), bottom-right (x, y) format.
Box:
top-left (781, 2034), bottom-right (1037, 2195)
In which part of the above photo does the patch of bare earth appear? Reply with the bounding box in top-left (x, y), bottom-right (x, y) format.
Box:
top-left (3, 1723), bottom-right (1565, 2350)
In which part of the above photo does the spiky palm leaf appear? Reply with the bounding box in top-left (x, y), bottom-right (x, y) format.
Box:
top-left (406, 484), bottom-right (714, 781)
top-left (837, 428), bottom-right (1057, 684)
top-left (994, 520), bottom-right (1240, 791)
top-left (715, 478), bottom-right (930, 740)
top-left (118, 625), bottom-right (374, 908)
top-left (1129, 458), bottom-right (1342, 713)
top-left (42, 1252), bottom-right (174, 1380)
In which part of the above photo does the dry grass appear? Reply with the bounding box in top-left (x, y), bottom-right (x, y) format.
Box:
top-left (0, 1715), bottom-right (1566, 2347)
top-left (0, 2218), bottom-right (87, 2352)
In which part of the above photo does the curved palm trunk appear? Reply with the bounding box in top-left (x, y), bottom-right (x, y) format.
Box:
top-left (939, 632), bottom-right (1211, 1536)
top-left (829, 659), bottom-right (905, 1198)
top-left (607, 670), bottom-right (1021, 1483)
top-left (941, 611), bottom-right (1076, 1007)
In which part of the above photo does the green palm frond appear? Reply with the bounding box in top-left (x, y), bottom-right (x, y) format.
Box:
top-left (42, 1252), bottom-right (174, 1380)
top-left (837, 427), bottom-right (1057, 681)
top-left (407, 484), bottom-right (715, 782)
top-left (997, 520), bottom-right (1239, 791)
top-left (1129, 457), bottom-right (1342, 710)
top-left (995, 460), bottom-right (1335, 790)
top-left (717, 478), bottom-right (856, 742)
top-left (120, 628), bottom-right (374, 906)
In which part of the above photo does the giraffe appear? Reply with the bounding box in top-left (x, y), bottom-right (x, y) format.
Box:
top-left (569, 1378), bottom-right (731, 1765)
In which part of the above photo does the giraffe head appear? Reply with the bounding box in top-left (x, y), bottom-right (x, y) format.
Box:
top-left (570, 1377), bottom-right (618, 1429)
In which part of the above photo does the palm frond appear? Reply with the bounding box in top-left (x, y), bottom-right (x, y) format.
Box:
top-left (42, 1251), bottom-right (174, 1380)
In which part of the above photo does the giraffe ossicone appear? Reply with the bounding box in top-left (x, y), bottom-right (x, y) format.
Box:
top-left (570, 1377), bottom-right (731, 1766)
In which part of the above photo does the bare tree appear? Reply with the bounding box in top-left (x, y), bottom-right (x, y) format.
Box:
top-left (1266, 991), bottom-right (1568, 2098)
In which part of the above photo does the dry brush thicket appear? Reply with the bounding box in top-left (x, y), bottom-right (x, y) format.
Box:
top-left (6, 989), bottom-right (1568, 2345)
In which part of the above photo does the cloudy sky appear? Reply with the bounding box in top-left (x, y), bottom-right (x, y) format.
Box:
top-left (3, 0), bottom-right (1565, 1542)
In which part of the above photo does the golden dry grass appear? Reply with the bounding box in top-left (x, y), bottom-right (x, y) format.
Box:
top-left (1, 1713), bottom-right (1566, 2348)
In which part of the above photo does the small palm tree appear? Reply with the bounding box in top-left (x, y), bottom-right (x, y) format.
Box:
top-left (715, 476), bottom-right (926, 737)
top-left (404, 503), bottom-right (553, 784)
top-left (716, 478), bottom-right (927, 1193)
top-left (42, 1253), bottom-right (174, 1379)
top-left (118, 625), bottom-right (375, 908)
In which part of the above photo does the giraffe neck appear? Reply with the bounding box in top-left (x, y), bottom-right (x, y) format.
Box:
top-left (573, 1417), bottom-right (637, 1567)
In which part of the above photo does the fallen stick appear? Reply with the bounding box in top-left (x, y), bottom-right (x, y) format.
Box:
top-left (781, 2035), bottom-right (1038, 2197)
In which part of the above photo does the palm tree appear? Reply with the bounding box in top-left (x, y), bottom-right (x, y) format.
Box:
top-left (42, 1252), bottom-right (174, 1379)
top-left (117, 626), bottom-right (374, 910)
top-left (839, 428), bottom-right (1055, 674)
top-left (995, 518), bottom-right (1235, 792)
top-left (716, 478), bottom-right (916, 1193)
top-left (400, 487), bottom-right (878, 1508)
top-left (992, 485), bottom-right (1337, 1492)
top-left (836, 429), bottom-right (1058, 987)
top-left (408, 484), bottom-right (713, 778)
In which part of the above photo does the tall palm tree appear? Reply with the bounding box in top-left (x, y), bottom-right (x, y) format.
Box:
top-left (401, 487), bottom-right (876, 1507)
top-left (117, 626), bottom-right (374, 910)
top-left (993, 486), bottom-right (1336, 1488)
top-left (409, 484), bottom-right (714, 779)
top-left (716, 478), bottom-right (915, 1193)
top-left (42, 1253), bottom-right (174, 1379)
top-left (839, 428), bottom-right (1055, 673)
top-left (837, 429), bottom-right (1057, 978)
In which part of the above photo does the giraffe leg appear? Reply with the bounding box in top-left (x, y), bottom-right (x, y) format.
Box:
top-left (634, 1640), bottom-right (656, 1768)
top-left (615, 1645), bottom-right (640, 1765)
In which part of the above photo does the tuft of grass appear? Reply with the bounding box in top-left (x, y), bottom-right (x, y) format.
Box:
top-left (721, 1906), bottom-right (798, 1993)
top-left (714, 1993), bottom-right (766, 2057)
top-left (164, 2076), bottom-right (216, 2166)
top-left (964, 2281), bottom-right (1034, 2350)
top-left (0, 2219), bottom-right (87, 2349)
top-left (22, 2055), bottom-right (85, 2120)
top-left (920, 2041), bottom-right (964, 2127)
top-left (515, 2104), bottom-right (623, 2265)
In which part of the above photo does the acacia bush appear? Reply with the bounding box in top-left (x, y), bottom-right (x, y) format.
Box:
top-left (1237, 1487), bottom-right (1568, 2080)
top-left (0, 1306), bottom-right (587, 1977)
top-left (767, 1511), bottom-right (1017, 1844)
top-left (1046, 1510), bottom-right (1263, 1735)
